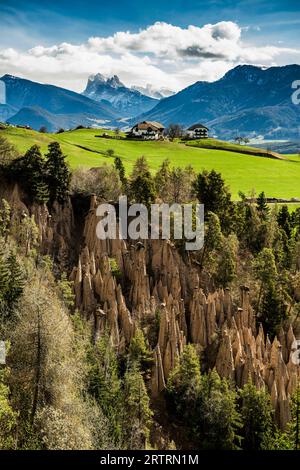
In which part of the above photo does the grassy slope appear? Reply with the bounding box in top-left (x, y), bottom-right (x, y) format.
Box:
top-left (185, 138), bottom-right (283, 158)
top-left (2, 126), bottom-right (300, 200)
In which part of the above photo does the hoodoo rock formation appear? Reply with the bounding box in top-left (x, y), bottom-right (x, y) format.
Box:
top-left (1, 185), bottom-right (298, 430)
top-left (70, 196), bottom-right (300, 430)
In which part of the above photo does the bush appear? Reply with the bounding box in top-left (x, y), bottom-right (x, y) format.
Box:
top-left (71, 165), bottom-right (122, 200)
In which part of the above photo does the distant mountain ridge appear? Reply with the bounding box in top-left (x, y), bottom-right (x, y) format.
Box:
top-left (137, 64), bottom-right (300, 140)
top-left (0, 74), bottom-right (119, 132)
top-left (83, 73), bottom-right (158, 117)
top-left (1, 65), bottom-right (300, 139)
top-left (131, 84), bottom-right (175, 100)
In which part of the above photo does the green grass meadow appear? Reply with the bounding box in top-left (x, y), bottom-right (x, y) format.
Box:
top-left (1, 126), bottom-right (300, 200)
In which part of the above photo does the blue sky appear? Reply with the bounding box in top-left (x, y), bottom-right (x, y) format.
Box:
top-left (0, 0), bottom-right (299, 92)
top-left (1, 0), bottom-right (299, 47)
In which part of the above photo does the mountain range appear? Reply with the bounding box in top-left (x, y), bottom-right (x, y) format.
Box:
top-left (82, 73), bottom-right (158, 117)
top-left (0, 74), bottom-right (119, 132)
top-left (138, 64), bottom-right (300, 140)
top-left (1, 65), bottom-right (300, 139)
top-left (130, 84), bottom-right (175, 100)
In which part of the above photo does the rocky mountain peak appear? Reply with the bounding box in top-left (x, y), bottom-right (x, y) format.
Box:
top-left (106, 75), bottom-right (124, 88)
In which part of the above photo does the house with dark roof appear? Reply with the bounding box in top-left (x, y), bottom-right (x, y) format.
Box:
top-left (187, 123), bottom-right (209, 139)
top-left (128, 121), bottom-right (165, 140)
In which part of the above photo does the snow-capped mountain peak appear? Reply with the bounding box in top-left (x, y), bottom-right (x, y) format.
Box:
top-left (83, 73), bottom-right (158, 118)
top-left (131, 84), bottom-right (175, 99)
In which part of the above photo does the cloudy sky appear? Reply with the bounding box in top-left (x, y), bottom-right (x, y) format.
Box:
top-left (0, 0), bottom-right (299, 93)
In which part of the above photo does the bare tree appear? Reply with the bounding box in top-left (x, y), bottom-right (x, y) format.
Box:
top-left (166, 123), bottom-right (184, 141)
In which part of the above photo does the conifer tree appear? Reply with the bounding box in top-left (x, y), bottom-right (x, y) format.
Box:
top-left (22, 145), bottom-right (49, 204)
top-left (88, 333), bottom-right (123, 443)
top-left (154, 159), bottom-right (171, 198)
top-left (45, 142), bottom-right (71, 204)
top-left (166, 344), bottom-right (201, 418)
top-left (196, 370), bottom-right (242, 450)
top-left (256, 191), bottom-right (270, 219)
top-left (129, 173), bottom-right (156, 207)
top-left (0, 249), bottom-right (10, 308)
top-left (260, 281), bottom-right (287, 337)
top-left (114, 156), bottom-right (127, 190)
top-left (215, 236), bottom-right (237, 287)
top-left (0, 199), bottom-right (11, 240)
top-left (252, 247), bottom-right (278, 313)
top-left (200, 211), bottom-right (223, 268)
top-left (239, 382), bottom-right (273, 450)
top-left (0, 248), bottom-right (23, 316)
top-left (130, 156), bottom-right (150, 180)
top-left (287, 386), bottom-right (300, 450)
top-left (5, 252), bottom-right (24, 308)
top-left (128, 329), bottom-right (153, 374)
top-left (123, 366), bottom-right (153, 449)
top-left (193, 169), bottom-right (232, 230)
top-left (277, 205), bottom-right (292, 239)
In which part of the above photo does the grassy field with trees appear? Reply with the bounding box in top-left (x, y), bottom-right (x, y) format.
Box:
top-left (1, 125), bottom-right (300, 200)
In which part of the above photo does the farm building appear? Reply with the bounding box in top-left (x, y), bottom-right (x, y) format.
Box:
top-left (128, 121), bottom-right (165, 140)
top-left (187, 124), bottom-right (209, 139)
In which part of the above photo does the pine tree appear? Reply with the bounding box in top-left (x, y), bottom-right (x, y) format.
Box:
top-left (196, 370), bottom-right (242, 450)
top-left (252, 247), bottom-right (278, 313)
top-left (128, 329), bottom-right (153, 374)
top-left (215, 236), bottom-right (237, 287)
top-left (239, 382), bottom-right (274, 450)
top-left (193, 169), bottom-right (232, 231)
top-left (5, 252), bottom-right (24, 307)
top-left (114, 156), bottom-right (127, 190)
top-left (0, 249), bottom-right (24, 318)
top-left (57, 273), bottom-right (75, 309)
top-left (256, 191), bottom-right (270, 219)
top-left (287, 386), bottom-right (300, 450)
top-left (277, 205), bottom-right (292, 239)
top-left (154, 159), bottom-right (171, 198)
top-left (123, 365), bottom-right (153, 449)
top-left (22, 145), bottom-right (49, 204)
top-left (0, 249), bottom-right (10, 307)
top-left (129, 173), bottom-right (156, 207)
top-left (45, 142), bottom-right (71, 204)
top-left (0, 199), bottom-right (11, 240)
top-left (166, 344), bottom-right (201, 418)
top-left (200, 211), bottom-right (223, 268)
top-left (130, 156), bottom-right (150, 180)
top-left (260, 281), bottom-right (287, 337)
top-left (88, 333), bottom-right (123, 443)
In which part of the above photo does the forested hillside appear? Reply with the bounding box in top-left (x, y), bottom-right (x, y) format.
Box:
top-left (0, 136), bottom-right (299, 450)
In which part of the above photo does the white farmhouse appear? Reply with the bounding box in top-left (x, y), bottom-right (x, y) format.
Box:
top-left (186, 123), bottom-right (209, 139)
top-left (128, 121), bottom-right (165, 140)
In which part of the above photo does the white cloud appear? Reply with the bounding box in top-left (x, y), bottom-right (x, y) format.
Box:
top-left (0, 20), bottom-right (299, 92)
